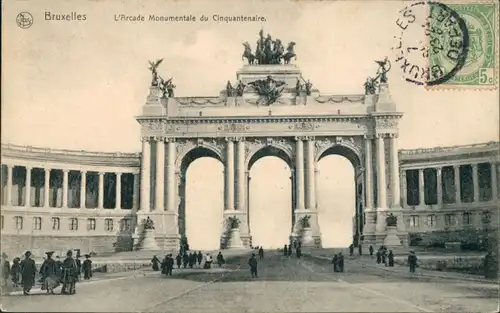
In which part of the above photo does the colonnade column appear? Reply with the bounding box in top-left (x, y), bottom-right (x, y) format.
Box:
top-left (155, 137), bottom-right (165, 211)
top-left (80, 171), bottom-right (87, 209)
top-left (225, 138), bottom-right (235, 211)
top-left (24, 167), bottom-right (32, 207)
top-left (140, 137), bottom-right (151, 212)
top-left (166, 139), bottom-right (176, 211)
top-left (472, 164), bottom-right (479, 202)
top-left (375, 134), bottom-right (387, 234)
top-left (305, 137), bottom-right (316, 210)
top-left (454, 165), bottom-right (461, 204)
top-left (44, 168), bottom-right (50, 207)
top-left (6, 165), bottom-right (13, 206)
top-left (62, 169), bottom-right (69, 208)
top-left (115, 173), bottom-right (122, 209)
top-left (436, 167), bottom-right (443, 206)
top-left (98, 172), bottom-right (104, 209)
top-left (364, 136), bottom-right (374, 211)
top-left (236, 138), bottom-right (245, 211)
top-left (295, 137), bottom-right (305, 211)
top-left (491, 163), bottom-right (498, 200)
top-left (418, 169), bottom-right (425, 206)
top-left (389, 134), bottom-right (400, 208)
top-left (132, 173), bottom-right (140, 211)
top-left (314, 167), bottom-right (319, 209)
top-left (400, 170), bottom-right (407, 208)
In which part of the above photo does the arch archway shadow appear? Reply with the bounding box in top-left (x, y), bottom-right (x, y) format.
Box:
top-left (179, 147), bottom-right (224, 249)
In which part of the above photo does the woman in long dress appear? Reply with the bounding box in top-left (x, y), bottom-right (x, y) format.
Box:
top-left (40, 251), bottom-right (60, 294)
top-left (61, 250), bottom-right (78, 295)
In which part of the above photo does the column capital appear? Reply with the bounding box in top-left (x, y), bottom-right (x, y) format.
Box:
top-left (225, 137), bottom-right (236, 142)
top-left (80, 170), bottom-right (87, 174)
top-left (24, 165), bottom-right (33, 170)
top-left (116, 172), bottom-right (122, 177)
top-left (294, 136), bottom-right (306, 141)
top-left (44, 167), bottom-right (51, 173)
top-left (387, 133), bottom-right (399, 139)
top-left (165, 137), bottom-right (176, 143)
top-left (303, 136), bottom-right (315, 141)
top-left (436, 167), bottom-right (442, 173)
top-left (153, 136), bottom-right (165, 142)
top-left (141, 136), bottom-right (152, 143)
top-left (471, 163), bottom-right (478, 169)
top-left (98, 171), bottom-right (105, 176)
top-left (363, 134), bottom-right (374, 140)
top-left (375, 133), bottom-right (387, 139)
top-left (62, 169), bottom-right (70, 173)
top-left (234, 136), bottom-right (246, 142)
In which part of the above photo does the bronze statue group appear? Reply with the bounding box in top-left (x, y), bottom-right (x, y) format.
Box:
top-left (1, 250), bottom-right (92, 295)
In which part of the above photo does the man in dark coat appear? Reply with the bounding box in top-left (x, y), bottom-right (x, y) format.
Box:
top-left (258, 247), bottom-right (264, 260)
top-left (1, 252), bottom-right (10, 288)
top-left (20, 251), bottom-right (37, 295)
top-left (165, 254), bottom-right (174, 276)
top-left (483, 251), bottom-right (498, 279)
top-left (188, 253), bottom-right (195, 268)
top-left (296, 246), bottom-right (302, 258)
top-left (349, 244), bottom-right (354, 256)
top-left (40, 251), bottom-right (59, 294)
top-left (151, 255), bottom-right (160, 271)
top-left (408, 251), bottom-right (418, 273)
top-left (61, 250), bottom-right (78, 295)
top-left (376, 249), bottom-right (382, 264)
top-left (332, 254), bottom-right (339, 272)
top-left (388, 250), bottom-right (395, 267)
top-left (338, 252), bottom-right (345, 272)
top-left (216, 252), bottom-right (225, 267)
top-left (176, 253), bottom-right (182, 269)
top-left (248, 253), bottom-right (258, 278)
top-left (197, 251), bottom-right (203, 267)
top-left (283, 245), bottom-right (288, 256)
top-left (82, 254), bottom-right (92, 280)
top-left (369, 245), bottom-right (374, 256)
top-left (182, 253), bottom-right (189, 268)
top-left (75, 255), bottom-right (82, 281)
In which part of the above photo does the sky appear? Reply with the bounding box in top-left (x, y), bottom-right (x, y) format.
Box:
top-left (2, 0), bottom-right (498, 249)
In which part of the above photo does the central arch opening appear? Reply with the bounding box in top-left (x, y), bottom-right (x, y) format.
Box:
top-left (181, 147), bottom-right (224, 250)
top-left (316, 146), bottom-right (359, 248)
top-left (248, 146), bottom-right (292, 249)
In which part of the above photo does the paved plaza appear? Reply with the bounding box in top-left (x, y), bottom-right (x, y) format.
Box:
top-left (1, 251), bottom-right (498, 312)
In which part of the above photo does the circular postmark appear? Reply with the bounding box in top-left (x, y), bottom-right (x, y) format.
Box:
top-left (16, 12), bottom-right (33, 29)
top-left (392, 1), bottom-right (469, 86)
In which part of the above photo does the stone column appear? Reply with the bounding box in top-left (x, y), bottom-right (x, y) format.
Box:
top-left (141, 137), bottom-right (151, 212)
top-left (24, 167), bottom-right (32, 207)
top-left (236, 138), bottom-right (245, 211)
top-left (6, 165), bottom-right (13, 206)
top-left (436, 167), bottom-right (443, 206)
top-left (98, 172), bottom-right (104, 209)
top-left (62, 169), bottom-right (69, 208)
top-left (400, 170), bottom-right (407, 207)
top-left (364, 136), bottom-right (374, 211)
top-left (472, 164), bottom-right (479, 202)
top-left (418, 169), bottom-right (425, 206)
top-left (80, 171), bottom-right (87, 209)
top-left (295, 137), bottom-right (305, 211)
top-left (314, 168), bottom-right (319, 209)
top-left (44, 168), bottom-right (50, 208)
top-left (132, 173), bottom-right (140, 211)
top-left (375, 134), bottom-right (387, 233)
top-left (115, 173), bottom-right (122, 209)
top-left (166, 139), bottom-right (176, 211)
top-left (491, 163), bottom-right (497, 201)
top-left (306, 137), bottom-right (316, 210)
top-left (225, 138), bottom-right (235, 211)
top-left (454, 165), bottom-right (461, 204)
top-left (389, 134), bottom-right (400, 208)
top-left (155, 138), bottom-right (165, 211)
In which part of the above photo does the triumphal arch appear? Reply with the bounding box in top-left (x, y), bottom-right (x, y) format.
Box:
top-left (135, 31), bottom-right (406, 249)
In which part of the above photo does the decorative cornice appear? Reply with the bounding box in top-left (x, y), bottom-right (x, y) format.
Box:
top-left (399, 141), bottom-right (499, 156)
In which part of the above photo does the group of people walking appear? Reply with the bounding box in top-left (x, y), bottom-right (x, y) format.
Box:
top-left (374, 245), bottom-right (395, 267)
top-left (283, 242), bottom-right (302, 258)
top-left (151, 251), bottom-right (227, 275)
top-left (1, 250), bottom-right (92, 295)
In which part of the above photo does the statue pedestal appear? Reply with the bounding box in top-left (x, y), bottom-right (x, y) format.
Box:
top-left (140, 229), bottom-right (160, 251)
top-left (384, 226), bottom-right (402, 248)
top-left (226, 228), bottom-right (244, 249)
top-left (300, 228), bottom-right (315, 247)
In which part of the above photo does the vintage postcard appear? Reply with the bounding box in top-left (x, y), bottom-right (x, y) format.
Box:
top-left (1, 0), bottom-right (499, 312)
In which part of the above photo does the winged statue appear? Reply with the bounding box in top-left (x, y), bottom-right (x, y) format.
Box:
top-left (148, 58), bottom-right (164, 86)
top-left (248, 75), bottom-right (287, 105)
top-left (374, 56), bottom-right (391, 83)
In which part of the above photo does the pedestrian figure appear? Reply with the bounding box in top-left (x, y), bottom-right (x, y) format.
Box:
top-left (381, 249), bottom-right (387, 265)
top-left (60, 250), bottom-right (78, 295)
top-left (165, 254), bottom-right (174, 276)
top-left (338, 252), bottom-right (345, 272)
top-left (248, 253), bottom-right (258, 278)
top-left (20, 251), bottom-right (37, 295)
top-left (376, 249), bottom-right (381, 264)
top-left (188, 252), bottom-right (195, 268)
top-left (296, 246), bottom-right (302, 258)
top-left (151, 255), bottom-right (161, 271)
top-left (55, 256), bottom-right (62, 276)
top-left (369, 245), bottom-right (374, 256)
top-left (283, 245), bottom-right (288, 256)
top-left (217, 252), bottom-right (225, 267)
top-left (11, 257), bottom-right (21, 287)
top-left (176, 253), bottom-right (182, 269)
top-left (258, 247), bottom-right (264, 260)
top-left (183, 253), bottom-right (189, 268)
top-left (483, 251), bottom-right (498, 279)
top-left (332, 254), bottom-right (339, 272)
top-left (161, 255), bottom-right (168, 274)
top-left (408, 251), bottom-right (417, 273)
top-left (204, 254), bottom-right (212, 269)
top-left (349, 244), bottom-right (354, 256)
top-left (1, 253), bottom-right (10, 288)
top-left (387, 250), bottom-right (395, 267)
top-left (82, 254), bottom-right (92, 280)
top-left (197, 251), bottom-right (203, 267)
top-left (40, 251), bottom-right (59, 294)
top-left (358, 244), bottom-right (363, 256)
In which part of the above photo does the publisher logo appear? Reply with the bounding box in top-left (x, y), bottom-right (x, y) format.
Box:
top-left (16, 12), bottom-right (33, 29)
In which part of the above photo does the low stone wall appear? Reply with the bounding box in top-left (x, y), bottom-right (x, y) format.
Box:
top-left (91, 261), bottom-right (151, 274)
top-left (395, 255), bottom-right (485, 273)
top-left (1, 234), bottom-right (133, 258)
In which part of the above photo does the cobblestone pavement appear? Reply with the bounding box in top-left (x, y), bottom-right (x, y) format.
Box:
top-left (0, 251), bottom-right (498, 312)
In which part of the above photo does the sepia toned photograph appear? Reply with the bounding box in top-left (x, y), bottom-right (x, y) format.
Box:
top-left (1, 0), bottom-right (499, 311)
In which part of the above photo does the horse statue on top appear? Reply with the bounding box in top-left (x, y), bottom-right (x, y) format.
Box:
top-left (242, 42), bottom-right (255, 65)
top-left (283, 42), bottom-right (297, 64)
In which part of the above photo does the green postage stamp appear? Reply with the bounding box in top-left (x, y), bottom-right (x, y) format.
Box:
top-left (428, 1), bottom-right (499, 89)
